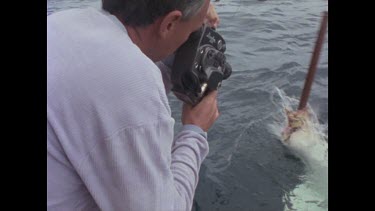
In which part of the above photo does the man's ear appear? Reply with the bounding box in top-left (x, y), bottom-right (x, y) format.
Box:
top-left (158, 10), bottom-right (183, 39)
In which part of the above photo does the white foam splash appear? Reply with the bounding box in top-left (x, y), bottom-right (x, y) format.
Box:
top-left (270, 87), bottom-right (328, 211)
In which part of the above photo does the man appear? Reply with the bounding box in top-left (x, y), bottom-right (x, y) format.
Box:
top-left (47, 0), bottom-right (220, 210)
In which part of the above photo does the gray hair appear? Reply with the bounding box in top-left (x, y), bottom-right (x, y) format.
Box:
top-left (181, 0), bottom-right (205, 21)
top-left (102, 0), bottom-right (206, 27)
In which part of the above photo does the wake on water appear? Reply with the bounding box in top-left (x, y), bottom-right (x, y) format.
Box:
top-left (269, 87), bottom-right (328, 211)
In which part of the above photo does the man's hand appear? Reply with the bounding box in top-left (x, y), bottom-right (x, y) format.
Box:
top-left (205, 3), bottom-right (220, 28)
top-left (182, 91), bottom-right (220, 132)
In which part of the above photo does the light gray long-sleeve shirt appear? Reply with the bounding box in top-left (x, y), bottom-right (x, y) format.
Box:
top-left (47, 7), bottom-right (208, 211)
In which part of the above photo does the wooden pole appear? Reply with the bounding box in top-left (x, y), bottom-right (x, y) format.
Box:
top-left (298, 11), bottom-right (328, 110)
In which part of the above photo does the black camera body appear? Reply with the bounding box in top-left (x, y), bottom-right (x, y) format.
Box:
top-left (171, 25), bottom-right (232, 106)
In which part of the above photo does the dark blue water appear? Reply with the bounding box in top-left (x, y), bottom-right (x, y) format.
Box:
top-left (48, 0), bottom-right (328, 210)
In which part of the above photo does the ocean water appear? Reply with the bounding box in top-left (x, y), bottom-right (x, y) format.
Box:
top-left (47, 0), bottom-right (328, 210)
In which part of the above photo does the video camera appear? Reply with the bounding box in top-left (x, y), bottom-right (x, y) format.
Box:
top-left (171, 25), bottom-right (232, 106)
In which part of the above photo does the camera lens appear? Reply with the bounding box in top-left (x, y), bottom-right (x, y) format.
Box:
top-left (223, 62), bottom-right (232, 80)
top-left (214, 52), bottom-right (225, 62)
top-left (207, 49), bottom-right (214, 58)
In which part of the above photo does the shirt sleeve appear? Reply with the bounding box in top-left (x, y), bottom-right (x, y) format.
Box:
top-left (182, 124), bottom-right (207, 139)
top-left (76, 117), bottom-right (209, 211)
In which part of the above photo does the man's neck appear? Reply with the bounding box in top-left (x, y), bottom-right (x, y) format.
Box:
top-left (127, 25), bottom-right (161, 62)
top-left (114, 14), bottom-right (159, 62)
